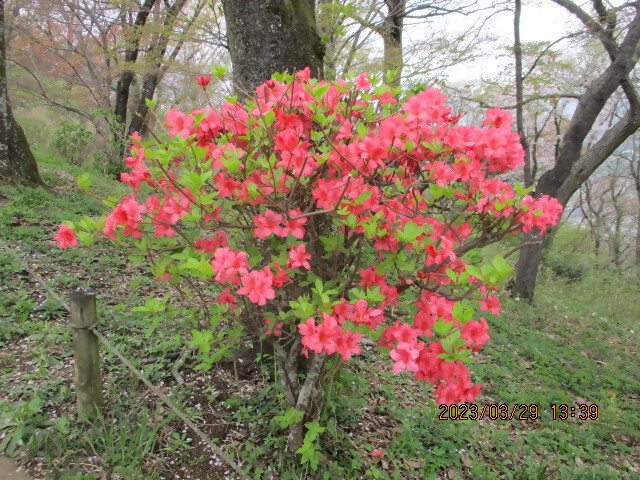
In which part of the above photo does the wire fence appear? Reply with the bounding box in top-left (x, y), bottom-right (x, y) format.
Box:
top-left (10, 247), bottom-right (250, 480)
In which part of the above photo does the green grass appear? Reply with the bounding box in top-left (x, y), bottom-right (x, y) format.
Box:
top-left (0, 153), bottom-right (638, 479)
top-left (0, 153), bottom-right (201, 478)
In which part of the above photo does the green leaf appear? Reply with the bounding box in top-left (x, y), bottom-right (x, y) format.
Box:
top-left (395, 251), bottom-right (414, 272)
top-left (188, 329), bottom-right (213, 355)
top-left (396, 221), bottom-right (422, 243)
top-left (247, 182), bottom-right (259, 199)
top-left (264, 110), bottom-right (275, 126)
top-left (222, 155), bottom-right (241, 173)
top-left (457, 349), bottom-right (473, 359)
top-left (430, 183), bottom-right (445, 199)
top-left (180, 171), bottom-right (204, 190)
top-left (289, 296), bottom-right (314, 319)
top-left (77, 172), bottom-right (91, 190)
top-left (319, 235), bottom-right (339, 252)
top-left (77, 231), bottom-right (92, 245)
top-left (210, 64), bottom-right (228, 78)
top-left (76, 215), bottom-right (98, 231)
top-left (132, 296), bottom-right (167, 313)
top-left (274, 408), bottom-right (304, 428)
top-left (434, 318), bottom-right (453, 336)
top-left (451, 301), bottom-right (473, 324)
top-left (422, 139), bottom-right (446, 154)
top-left (313, 113), bottom-right (328, 124)
top-left (441, 337), bottom-right (453, 354)
top-left (312, 82), bottom-right (330, 99)
top-left (464, 264), bottom-right (483, 281)
top-left (514, 182), bottom-right (534, 197)
top-left (145, 97), bottom-right (157, 110)
top-left (494, 199), bottom-right (506, 211)
top-left (304, 421), bottom-right (325, 441)
top-left (353, 190), bottom-right (373, 206)
top-left (492, 255), bottom-right (511, 277)
top-left (446, 268), bottom-right (457, 282)
top-left (481, 263), bottom-right (497, 284)
top-left (296, 442), bottom-right (319, 470)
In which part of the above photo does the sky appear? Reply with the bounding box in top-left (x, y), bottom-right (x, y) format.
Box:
top-left (409, 0), bottom-right (583, 82)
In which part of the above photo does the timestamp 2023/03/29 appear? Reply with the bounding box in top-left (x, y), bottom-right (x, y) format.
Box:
top-left (438, 403), bottom-right (599, 421)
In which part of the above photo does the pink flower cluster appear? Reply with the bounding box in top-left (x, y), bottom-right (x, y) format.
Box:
top-left (55, 69), bottom-right (564, 405)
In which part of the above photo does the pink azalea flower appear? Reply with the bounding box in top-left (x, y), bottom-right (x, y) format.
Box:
top-left (390, 341), bottom-right (421, 373)
top-left (287, 244), bottom-right (311, 270)
top-left (355, 73), bottom-right (371, 91)
top-left (196, 74), bottom-right (211, 87)
top-left (253, 209), bottom-right (285, 238)
top-left (217, 288), bottom-right (237, 309)
top-left (54, 224), bottom-right (78, 248)
top-left (236, 267), bottom-right (275, 306)
top-left (165, 108), bottom-right (194, 138)
top-left (335, 330), bottom-right (363, 361)
top-left (286, 209), bottom-right (307, 239)
top-left (460, 317), bottom-right (490, 352)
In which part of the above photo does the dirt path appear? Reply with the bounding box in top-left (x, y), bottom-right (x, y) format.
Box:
top-left (0, 457), bottom-right (32, 480)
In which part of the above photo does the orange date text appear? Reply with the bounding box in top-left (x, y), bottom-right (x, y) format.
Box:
top-left (439, 403), bottom-right (540, 421)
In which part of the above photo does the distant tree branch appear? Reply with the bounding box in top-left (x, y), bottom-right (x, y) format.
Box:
top-left (457, 92), bottom-right (582, 110)
top-left (522, 33), bottom-right (581, 81)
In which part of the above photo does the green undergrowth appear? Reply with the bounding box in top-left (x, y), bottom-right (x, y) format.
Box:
top-left (1, 155), bottom-right (638, 479)
top-left (0, 155), bottom-right (203, 478)
top-left (221, 267), bottom-right (639, 479)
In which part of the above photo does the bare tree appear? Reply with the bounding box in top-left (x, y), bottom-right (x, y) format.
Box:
top-left (514, 0), bottom-right (640, 300)
top-left (320, 0), bottom-right (484, 87)
top-left (622, 133), bottom-right (640, 269)
top-left (578, 176), bottom-right (605, 254)
top-left (7, 0), bottom-right (215, 163)
top-left (0, 0), bottom-right (41, 184)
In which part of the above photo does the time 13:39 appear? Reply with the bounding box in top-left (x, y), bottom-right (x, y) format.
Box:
top-left (551, 404), bottom-right (599, 420)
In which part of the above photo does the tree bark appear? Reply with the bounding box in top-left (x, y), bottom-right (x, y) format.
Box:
top-left (626, 137), bottom-right (640, 270)
top-left (113, 0), bottom-right (157, 142)
top-left (0, 0), bottom-right (41, 185)
top-left (514, 2), bottom-right (640, 300)
top-left (222, 0), bottom-right (324, 100)
top-left (514, 0), bottom-right (533, 188)
top-left (221, 0), bottom-right (325, 452)
top-left (636, 209), bottom-right (640, 271)
top-left (382, 0), bottom-right (405, 88)
top-left (127, 0), bottom-right (191, 139)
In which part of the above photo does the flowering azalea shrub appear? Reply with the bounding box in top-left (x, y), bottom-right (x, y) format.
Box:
top-left (56, 69), bottom-right (562, 452)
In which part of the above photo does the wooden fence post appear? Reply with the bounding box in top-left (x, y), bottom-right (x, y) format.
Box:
top-left (69, 290), bottom-right (103, 417)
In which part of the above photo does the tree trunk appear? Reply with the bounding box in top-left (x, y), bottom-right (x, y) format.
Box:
top-left (127, 72), bottom-right (160, 138)
top-left (635, 209), bottom-right (640, 271)
top-left (0, 0), bottom-right (41, 185)
top-left (222, 0), bottom-right (324, 100)
top-left (626, 136), bottom-right (640, 270)
top-left (113, 0), bottom-right (157, 151)
top-left (513, 0), bottom-right (533, 188)
top-left (514, 231), bottom-right (545, 300)
top-left (222, 0), bottom-right (325, 452)
top-left (382, 0), bottom-right (405, 88)
top-left (127, 0), bottom-right (188, 138)
top-left (514, 2), bottom-right (640, 300)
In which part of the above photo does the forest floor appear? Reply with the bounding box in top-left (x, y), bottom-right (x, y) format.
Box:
top-left (1, 156), bottom-right (639, 479)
